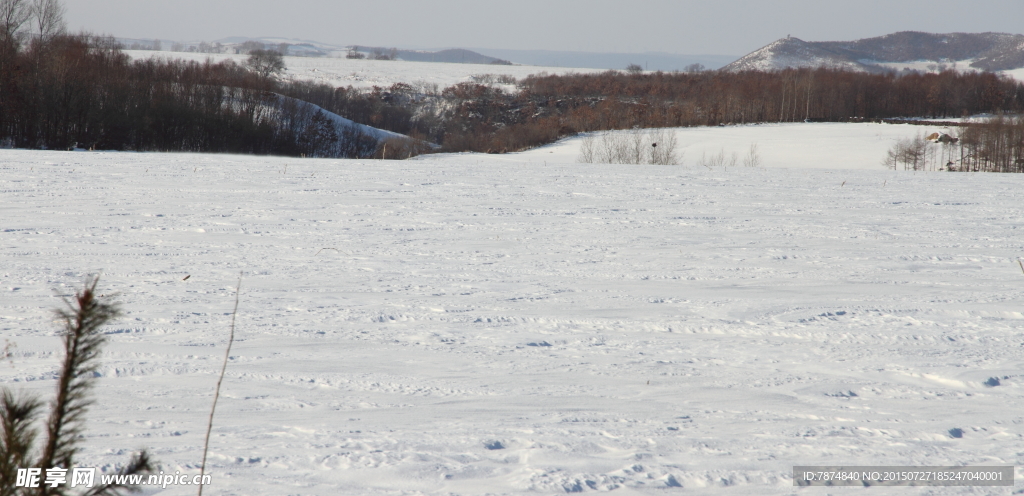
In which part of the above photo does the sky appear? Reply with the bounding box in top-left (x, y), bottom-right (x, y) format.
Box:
top-left (67, 0), bottom-right (1024, 56)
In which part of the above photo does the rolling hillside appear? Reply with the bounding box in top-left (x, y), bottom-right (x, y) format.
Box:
top-left (724, 31), bottom-right (1024, 73)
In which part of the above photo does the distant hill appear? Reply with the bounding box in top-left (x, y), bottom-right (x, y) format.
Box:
top-left (723, 31), bottom-right (1024, 73)
top-left (116, 35), bottom-right (737, 71)
top-left (465, 49), bottom-right (738, 71)
top-left (722, 37), bottom-right (876, 73)
top-left (353, 46), bottom-right (511, 65)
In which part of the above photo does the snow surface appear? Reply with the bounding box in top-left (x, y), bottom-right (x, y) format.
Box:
top-left (123, 51), bottom-right (607, 92)
top-left (1003, 67), bottom-right (1024, 81)
top-left (3, 123), bottom-right (1024, 495)
top-left (511, 122), bottom-right (955, 170)
top-left (867, 58), bottom-right (1024, 81)
top-left (868, 59), bottom-right (979, 74)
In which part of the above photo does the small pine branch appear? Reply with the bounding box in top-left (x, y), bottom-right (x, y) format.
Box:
top-left (1, 278), bottom-right (152, 496)
top-left (81, 451), bottom-right (153, 496)
top-left (0, 391), bottom-right (43, 496)
top-left (37, 278), bottom-right (121, 485)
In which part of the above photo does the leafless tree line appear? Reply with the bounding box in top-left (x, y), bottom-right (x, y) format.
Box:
top-left (957, 116), bottom-right (1024, 172)
top-left (693, 144), bottom-right (761, 169)
top-left (0, 0), bottom-right (409, 158)
top-left (577, 128), bottom-right (680, 165)
top-left (0, 0), bottom-right (64, 43)
top-left (0, 31), bottom-right (390, 157)
top-left (883, 133), bottom-right (951, 171)
top-left (883, 116), bottom-right (1024, 172)
top-left (424, 67), bottom-right (1024, 156)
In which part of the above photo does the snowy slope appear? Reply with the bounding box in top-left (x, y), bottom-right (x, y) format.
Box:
top-left (724, 32), bottom-right (1024, 79)
top-left (123, 50), bottom-right (607, 91)
top-left (1005, 67), bottom-right (1024, 81)
top-left (722, 37), bottom-right (874, 73)
top-left (273, 94), bottom-right (409, 143)
top-left (3, 126), bottom-right (1024, 494)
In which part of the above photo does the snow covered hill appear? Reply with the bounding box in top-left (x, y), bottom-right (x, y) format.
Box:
top-left (724, 31), bottom-right (1024, 76)
top-left (3, 122), bottom-right (1023, 494)
top-left (722, 37), bottom-right (875, 73)
top-left (817, 31), bottom-right (1024, 72)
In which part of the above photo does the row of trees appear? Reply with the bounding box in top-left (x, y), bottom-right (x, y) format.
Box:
top-left (0, 30), bottom-right (387, 156)
top-left (364, 68), bottom-right (1021, 155)
top-left (883, 134), bottom-right (953, 171)
top-left (882, 117), bottom-right (1024, 173)
top-left (0, 0), bottom-right (396, 157)
top-left (284, 67), bottom-right (1023, 156)
top-left (577, 128), bottom-right (680, 165)
top-left (346, 46), bottom-right (397, 60)
top-left (0, 0), bottom-right (65, 43)
top-left (516, 69), bottom-right (1023, 123)
top-left (957, 116), bottom-right (1024, 172)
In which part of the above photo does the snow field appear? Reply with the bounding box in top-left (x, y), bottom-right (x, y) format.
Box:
top-left (123, 50), bottom-right (607, 92)
top-left (511, 122), bottom-right (957, 170)
top-left (2, 130), bottom-right (1024, 494)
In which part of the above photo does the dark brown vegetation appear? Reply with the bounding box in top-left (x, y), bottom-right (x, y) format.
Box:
top-left (957, 116), bottom-right (1024, 172)
top-left (0, 32), bottom-right (379, 157)
top-left (419, 68), bottom-right (1024, 155)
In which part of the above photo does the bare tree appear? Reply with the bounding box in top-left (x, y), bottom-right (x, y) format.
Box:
top-left (626, 63), bottom-right (642, 75)
top-left (30, 0), bottom-right (63, 40)
top-left (742, 143), bottom-right (761, 167)
top-left (578, 133), bottom-right (595, 163)
top-left (246, 49), bottom-right (285, 79)
top-left (577, 129), bottom-right (679, 165)
top-left (883, 134), bottom-right (931, 171)
top-left (647, 129), bottom-right (679, 165)
top-left (0, 0), bottom-right (30, 44)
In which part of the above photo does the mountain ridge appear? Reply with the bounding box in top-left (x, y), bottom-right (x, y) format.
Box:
top-left (724, 31), bottom-right (1024, 73)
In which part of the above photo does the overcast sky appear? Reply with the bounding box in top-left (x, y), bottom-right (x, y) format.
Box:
top-left (67, 0), bottom-right (1023, 56)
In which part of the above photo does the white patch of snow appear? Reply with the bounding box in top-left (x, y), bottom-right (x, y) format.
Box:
top-left (124, 50), bottom-right (607, 92)
top-left (508, 122), bottom-right (949, 170)
top-left (3, 125), bottom-right (1023, 493)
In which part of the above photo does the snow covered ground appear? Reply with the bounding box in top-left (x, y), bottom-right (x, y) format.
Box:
top-left (3, 122), bottom-right (1024, 495)
top-left (871, 60), bottom-right (1024, 82)
top-left (123, 50), bottom-right (607, 92)
top-left (1003, 67), bottom-right (1024, 81)
top-left (511, 122), bottom-right (958, 170)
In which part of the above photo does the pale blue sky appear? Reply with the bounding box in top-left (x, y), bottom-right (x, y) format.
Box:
top-left (67, 0), bottom-right (1023, 56)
